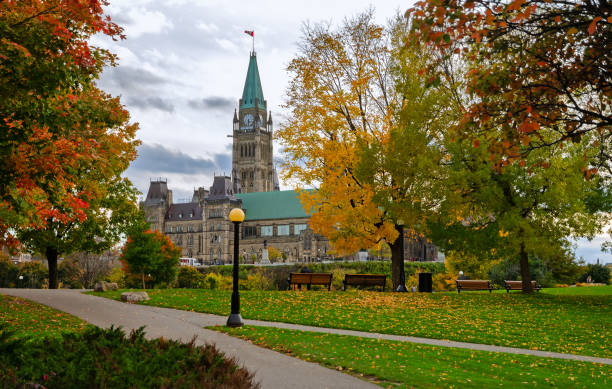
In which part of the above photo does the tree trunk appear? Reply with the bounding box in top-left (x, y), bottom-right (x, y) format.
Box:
top-left (389, 226), bottom-right (404, 290)
top-left (519, 242), bottom-right (534, 293)
top-left (46, 246), bottom-right (59, 289)
top-left (141, 272), bottom-right (145, 289)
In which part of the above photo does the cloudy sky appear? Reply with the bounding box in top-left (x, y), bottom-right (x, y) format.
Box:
top-left (92, 0), bottom-right (610, 264)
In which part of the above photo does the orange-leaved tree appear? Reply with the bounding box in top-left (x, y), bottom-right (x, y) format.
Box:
top-left (277, 11), bottom-right (456, 288)
top-left (0, 0), bottom-right (129, 244)
top-left (409, 0), bottom-right (611, 172)
top-left (1, 1), bottom-right (139, 288)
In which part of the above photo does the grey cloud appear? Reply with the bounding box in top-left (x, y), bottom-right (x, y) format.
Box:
top-left (187, 96), bottom-right (234, 110)
top-left (99, 66), bottom-right (167, 91)
top-left (129, 143), bottom-right (230, 175)
top-left (127, 96), bottom-right (175, 112)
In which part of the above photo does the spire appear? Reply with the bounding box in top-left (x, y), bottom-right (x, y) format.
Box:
top-left (233, 108), bottom-right (238, 122)
top-left (240, 53), bottom-right (265, 110)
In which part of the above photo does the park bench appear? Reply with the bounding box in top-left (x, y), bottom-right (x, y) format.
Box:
top-left (504, 280), bottom-right (542, 292)
top-left (288, 273), bottom-right (332, 291)
top-left (343, 274), bottom-right (387, 292)
top-left (455, 279), bottom-right (494, 293)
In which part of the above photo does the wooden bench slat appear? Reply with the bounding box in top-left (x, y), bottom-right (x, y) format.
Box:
top-left (288, 273), bottom-right (332, 290)
top-left (343, 274), bottom-right (386, 291)
top-left (456, 279), bottom-right (494, 293)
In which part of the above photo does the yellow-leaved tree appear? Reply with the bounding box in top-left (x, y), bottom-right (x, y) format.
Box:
top-left (277, 11), bottom-right (457, 288)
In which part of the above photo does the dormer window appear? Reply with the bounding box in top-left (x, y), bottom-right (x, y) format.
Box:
top-left (189, 211), bottom-right (193, 218)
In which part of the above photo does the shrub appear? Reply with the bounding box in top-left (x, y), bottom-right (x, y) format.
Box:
top-left (0, 257), bottom-right (18, 288)
top-left (578, 264), bottom-right (610, 284)
top-left (177, 266), bottom-right (205, 288)
top-left (204, 273), bottom-right (232, 290)
top-left (58, 259), bottom-right (83, 289)
top-left (105, 266), bottom-right (126, 289)
top-left (0, 326), bottom-right (258, 389)
top-left (18, 261), bottom-right (48, 289)
top-left (242, 271), bottom-right (273, 291)
top-left (432, 272), bottom-right (456, 291)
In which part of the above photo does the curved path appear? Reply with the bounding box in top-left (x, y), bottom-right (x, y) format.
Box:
top-left (1, 289), bottom-right (379, 389)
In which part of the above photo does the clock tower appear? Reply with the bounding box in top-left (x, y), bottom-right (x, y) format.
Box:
top-left (232, 52), bottom-right (277, 193)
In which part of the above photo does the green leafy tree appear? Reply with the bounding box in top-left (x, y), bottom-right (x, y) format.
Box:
top-left (431, 131), bottom-right (610, 292)
top-left (121, 217), bottom-right (181, 289)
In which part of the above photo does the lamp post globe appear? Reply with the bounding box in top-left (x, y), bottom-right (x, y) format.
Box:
top-left (227, 208), bottom-right (245, 327)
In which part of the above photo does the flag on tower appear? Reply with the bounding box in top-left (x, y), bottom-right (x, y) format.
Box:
top-left (244, 30), bottom-right (254, 37)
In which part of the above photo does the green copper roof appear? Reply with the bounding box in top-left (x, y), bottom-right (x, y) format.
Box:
top-left (236, 190), bottom-right (308, 221)
top-left (240, 53), bottom-right (266, 109)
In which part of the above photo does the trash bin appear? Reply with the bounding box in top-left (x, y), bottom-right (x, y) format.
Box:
top-left (418, 272), bottom-right (432, 293)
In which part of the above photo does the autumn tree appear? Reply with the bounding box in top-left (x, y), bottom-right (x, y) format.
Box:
top-left (429, 130), bottom-right (610, 292)
top-left (121, 216), bottom-right (181, 289)
top-left (1, 1), bottom-right (139, 288)
top-left (277, 11), bottom-right (456, 288)
top-left (409, 0), bottom-right (611, 170)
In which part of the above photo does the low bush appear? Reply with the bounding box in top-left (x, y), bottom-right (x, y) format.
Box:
top-left (105, 266), bottom-right (127, 289)
top-left (58, 259), bottom-right (84, 289)
top-left (242, 271), bottom-right (273, 291)
top-left (177, 266), bottom-right (205, 288)
top-left (0, 325), bottom-right (258, 389)
top-left (19, 261), bottom-right (48, 289)
top-left (204, 273), bottom-right (233, 290)
top-left (0, 258), bottom-right (19, 288)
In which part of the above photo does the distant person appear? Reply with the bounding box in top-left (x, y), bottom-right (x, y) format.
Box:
top-left (457, 271), bottom-right (468, 280)
top-left (586, 275), bottom-right (592, 284)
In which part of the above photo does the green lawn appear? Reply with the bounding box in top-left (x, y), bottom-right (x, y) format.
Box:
top-left (542, 285), bottom-right (612, 296)
top-left (214, 325), bottom-right (611, 388)
top-left (90, 288), bottom-right (612, 358)
top-left (0, 295), bottom-right (90, 339)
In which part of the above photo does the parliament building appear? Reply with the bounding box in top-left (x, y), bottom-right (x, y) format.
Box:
top-left (142, 51), bottom-right (437, 265)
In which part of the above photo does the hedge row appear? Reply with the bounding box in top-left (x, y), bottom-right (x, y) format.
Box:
top-left (197, 261), bottom-right (445, 290)
top-left (0, 325), bottom-right (258, 389)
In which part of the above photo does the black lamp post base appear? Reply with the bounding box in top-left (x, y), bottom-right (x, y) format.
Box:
top-left (396, 284), bottom-right (408, 292)
top-left (226, 313), bottom-right (244, 327)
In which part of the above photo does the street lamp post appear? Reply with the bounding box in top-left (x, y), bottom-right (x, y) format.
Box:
top-left (227, 208), bottom-right (245, 327)
top-left (396, 222), bottom-right (408, 292)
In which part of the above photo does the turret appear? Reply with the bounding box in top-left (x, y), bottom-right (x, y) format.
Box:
top-left (267, 111), bottom-right (273, 132)
top-left (233, 108), bottom-right (239, 131)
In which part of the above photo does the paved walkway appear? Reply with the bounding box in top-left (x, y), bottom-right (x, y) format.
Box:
top-left (2, 289), bottom-right (610, 386)
top-left (1, 289), bottom-right (379, 389)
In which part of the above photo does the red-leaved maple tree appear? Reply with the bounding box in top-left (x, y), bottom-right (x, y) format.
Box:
top-left (410, 0), bottom-right (611, 172)
top-left (0, 0), bottom-right (129, 244)
top-left (1, 1), bottom-right (139, 288)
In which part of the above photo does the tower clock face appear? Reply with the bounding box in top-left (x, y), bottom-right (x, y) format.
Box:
top-left (243, 114), bottom-right (254, 126)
